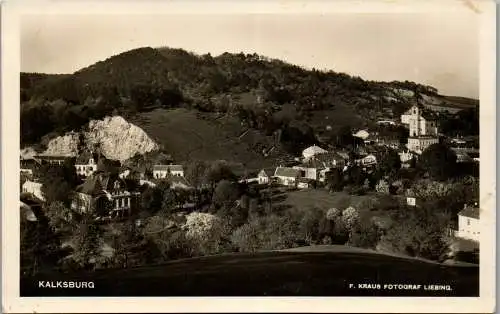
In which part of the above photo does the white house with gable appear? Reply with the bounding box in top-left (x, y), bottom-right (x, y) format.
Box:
top-left (75, 150), bottom-right (99, 178)
top-left (274, 167), bottom-right (301, 187)
top-left (456, 204), bottom-right (480, 242)
top-left (257, 168), bottom-right (275, 184)
top-left (22, 180), bottom-right (45, 201)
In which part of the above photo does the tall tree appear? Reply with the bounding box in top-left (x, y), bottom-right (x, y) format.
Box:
top-left (70, 215), bottom-right (105, 271)
top-left (419, 143), bottom-right (458, 181)
top-left (20, 217), bottom-right (66, 276)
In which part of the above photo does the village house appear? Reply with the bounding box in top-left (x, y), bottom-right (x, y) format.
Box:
top-left (274, 167), bottom-right (301, 187)
top-left (302, 145), bottom-right (328, 161)
top-left (74, 150), bottom-right (99, 177)
top-left (257, 168), bottom-right (275, 184)
top-left (374, 136), bottom-right (400, 149)
top-left (314, 152), bottom-right (347, 168)
top-left (21, 180), bottom-right (45, 201)
top-left (297, 177), bottom-right (313, 189)
top-left (153, 164), bottom-right (184, 179)
top-left (356, 154), bottom-right (377, 167)
top-left (293, 151), bottom-right (347, 183)
top-left (167, 175), bottom-right (193, 190)
top-left (292, 165), bottom-right (318, 181)
top-left (353, 129), bottom-right (370, 141)
top-left (71, 171), bottom-right (140, 219)
top-left (402, 104), bottom-right (439, 154)
top-left (20, 158), bottom-right (39, 177)
top-left (456, 204), bottom-right (480, 242)
top-left (398, 150), bottom-right (415, 164)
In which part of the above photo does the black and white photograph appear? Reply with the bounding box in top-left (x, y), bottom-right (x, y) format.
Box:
top-left (2, 0), bottom-right (496, 313)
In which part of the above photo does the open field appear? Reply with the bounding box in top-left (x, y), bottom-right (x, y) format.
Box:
top-left (280, 189), bottom-right (400, 219)
top-left (21, 249), bottom-right (478, 297)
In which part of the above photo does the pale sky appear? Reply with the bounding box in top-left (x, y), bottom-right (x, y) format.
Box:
top-left (21, 13), bottom-right (479, 98)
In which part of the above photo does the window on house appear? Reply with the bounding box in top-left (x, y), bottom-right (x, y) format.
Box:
top-left (467, 219), bottom-right (470, 226)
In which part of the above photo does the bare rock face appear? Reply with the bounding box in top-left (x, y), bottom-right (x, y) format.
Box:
top-left (43, 116), bottom-right (159, 162)
top-left (20, 147), bottom-right (39, 159)
top-left (43, 132), bottom-right (80, 157)
top-left (84, 116), bottom-right (159, 161)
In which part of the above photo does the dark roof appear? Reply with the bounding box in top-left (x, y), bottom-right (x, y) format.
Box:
top-left (458, 206), bottom-right (479, 219)
top-left (75, 173), bottom-right (109, 196)
top-left (75, 172), bottom-right (132, 196)
top-left (20, 193), bottom-right (43, 206)
top-left (20, 159), bottom-right (39, 169)
top-left (76, 150), bottom-right (98, 164)
top-left (274, 167), bottom-right (300, 178)
top-left (259, 168), bottom-right (275, 177)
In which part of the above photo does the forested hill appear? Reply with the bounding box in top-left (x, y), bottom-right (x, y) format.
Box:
top-left (20, 46), bottom-right (479, 147)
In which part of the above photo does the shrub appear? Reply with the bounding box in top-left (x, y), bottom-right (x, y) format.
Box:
top-left (326, 207), bottom-right (341, 221)
top-left (231, 215), bottom-right (298, 253)
top-left (342, 207), bottom-right (360, 230)
top-left (182, 212), bottom-right (232, 255)
top-left (347, 220), bottom-right (381, 249)
top-left (377, 208), bottom-right (452, 261)
top-left (296, 207), bottom-right (325, 245)
top-left (375, 179), bottom-right (390, 194)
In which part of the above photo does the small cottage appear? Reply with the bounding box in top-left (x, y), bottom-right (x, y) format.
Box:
top-left (274, 167), bottom-right (301, 187)
top-left (22, 180), bottom-right (45, 202)
top-left (292, 166), bottom-right (318, 181)
top-left (257, 168), bottom-right (275, 184)
top-left (456, 204), bottom-right (480, 242)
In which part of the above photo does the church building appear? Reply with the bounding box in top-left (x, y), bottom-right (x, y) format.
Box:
top-left (401, 104), bottom-right (439, 154)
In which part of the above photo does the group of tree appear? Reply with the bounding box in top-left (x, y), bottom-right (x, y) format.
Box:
top-left (21, 47), bottom-right (454, 148)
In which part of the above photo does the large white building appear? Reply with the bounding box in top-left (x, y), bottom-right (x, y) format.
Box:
top-left (456, 204), bottom-right (480, 242)
top-left (402, 104), bottom-right (439, 154)
top-left (153, 164), bottom-right (184, 179)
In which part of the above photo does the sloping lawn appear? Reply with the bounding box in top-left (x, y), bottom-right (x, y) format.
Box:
top-left (283, 189), bottom-right (384, 214)
top-left (131, 108), bottom-right (277, 172)
top-left (22, 250), bottom-right (478, 297)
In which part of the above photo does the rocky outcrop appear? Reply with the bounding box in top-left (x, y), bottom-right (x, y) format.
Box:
top-left (43, 116), bottom-right (159, 162)
top-left (20, 147), bottom-right (39, 160)
top-left (43, 132), bottom-right (80, 157)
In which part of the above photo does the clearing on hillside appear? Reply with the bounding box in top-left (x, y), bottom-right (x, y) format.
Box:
top-left (131, 108), bottom-right (284, 172)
